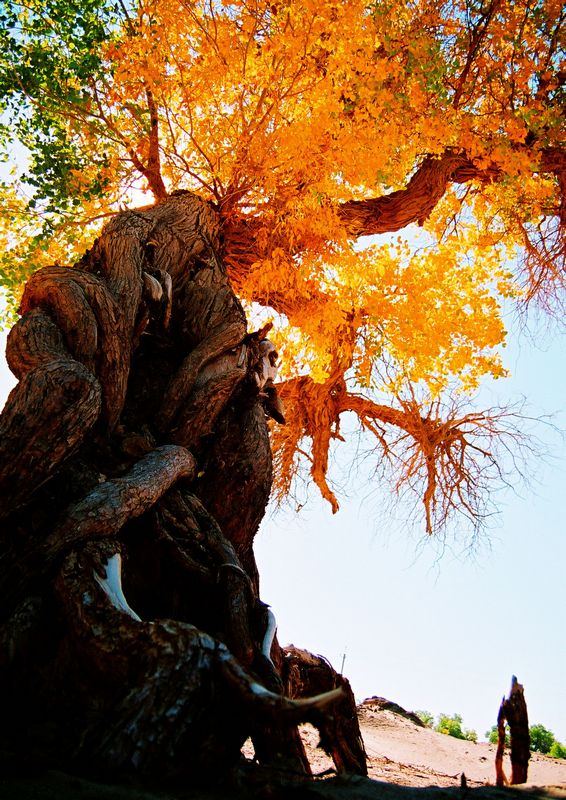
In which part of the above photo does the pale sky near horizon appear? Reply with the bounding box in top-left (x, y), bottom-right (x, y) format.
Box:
top-left (1, 309), bottom-right (565, 746)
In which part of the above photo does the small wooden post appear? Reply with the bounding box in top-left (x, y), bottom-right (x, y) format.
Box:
top-left (495, 676), bottom-right (530, 786)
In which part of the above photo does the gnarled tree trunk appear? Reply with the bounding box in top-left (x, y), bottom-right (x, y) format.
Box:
top-left (0, 192), bottom-right (365, 786)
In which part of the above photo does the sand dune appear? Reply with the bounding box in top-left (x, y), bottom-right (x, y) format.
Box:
top-left (299, 699), bottom-right (566, 788)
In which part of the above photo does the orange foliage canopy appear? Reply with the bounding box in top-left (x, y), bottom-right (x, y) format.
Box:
top-left (1, 0), bottom-right (564, 533)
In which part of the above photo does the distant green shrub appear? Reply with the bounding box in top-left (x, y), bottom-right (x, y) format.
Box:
top-left (530, 724), bottom-right (555, 754)
top-left (549, 741), bottom-right (566, 759)
top-left (435, 713), bottom-right (477, 742)
top-left (486, 724), bottom-right (510, 746)
top-left (486, 722), bottom-right (566, 756)
top-left (416, 710), bottom-right (434, 728)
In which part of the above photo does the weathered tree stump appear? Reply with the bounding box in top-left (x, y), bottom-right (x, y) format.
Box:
top-left (495, 676), bottom-right (530, 786)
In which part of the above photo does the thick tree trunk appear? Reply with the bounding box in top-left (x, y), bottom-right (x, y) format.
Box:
top-left (0, 192), bottom-right (365, 786)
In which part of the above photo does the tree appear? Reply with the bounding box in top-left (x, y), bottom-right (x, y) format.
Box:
top-left (435, 713), bottom-right (478, 742)
top-left (489, 721), bottom-right (566, 758)
top-left (0, 0), bottom-right (564, 790)
top-left (416, 710), bottom-right (435, 728)
top-left (549, 741), bottom-right (566, 759)
top-left (530, 724), bottom-right (556, 755)
top-left (487, 724), bottom-right (510, 746)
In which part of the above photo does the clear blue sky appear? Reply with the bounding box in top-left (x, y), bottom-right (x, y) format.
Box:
top-left (1, 304), bottom-right (565, 744)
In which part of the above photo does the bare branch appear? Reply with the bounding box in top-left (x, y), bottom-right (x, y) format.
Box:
top-left (452, 0), bottom-right (503, 109)
top-left (341, 392), bottom-right (541, 536)
top-left (273, 373), bottom-right (546, 539)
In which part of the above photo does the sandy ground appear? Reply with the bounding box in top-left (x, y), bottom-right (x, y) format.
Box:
top-left (294, 699), bottom-right (566, 788)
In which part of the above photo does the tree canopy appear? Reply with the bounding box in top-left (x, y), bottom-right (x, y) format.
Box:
top-left (0, 0), bottom-right (564, 533)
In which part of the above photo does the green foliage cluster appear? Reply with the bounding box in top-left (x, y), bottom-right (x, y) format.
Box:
top-left (435, 713), bottom-right (478, 742)
top-left (415, 711), bottom-right (477, 742)
top-left (0, 0), bottom-right (118, 212)
top-left (0, 0), bottom-right (121, 302)
top-left (485, 723), bottom-right (566, 759)
top-left (486, 724), bottom-right (510, 746)
top-left (529, 724), bottom-right (555, 754)
top-left (415, 710), bottom-right (434, 728)
top-left (420, 715), bottom-right (566, 757)
top-left (550, 741), bottom-right (566, 759)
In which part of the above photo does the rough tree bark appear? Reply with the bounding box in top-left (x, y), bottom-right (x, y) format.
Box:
top-left (0, 191), bottom-right (366, 787)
